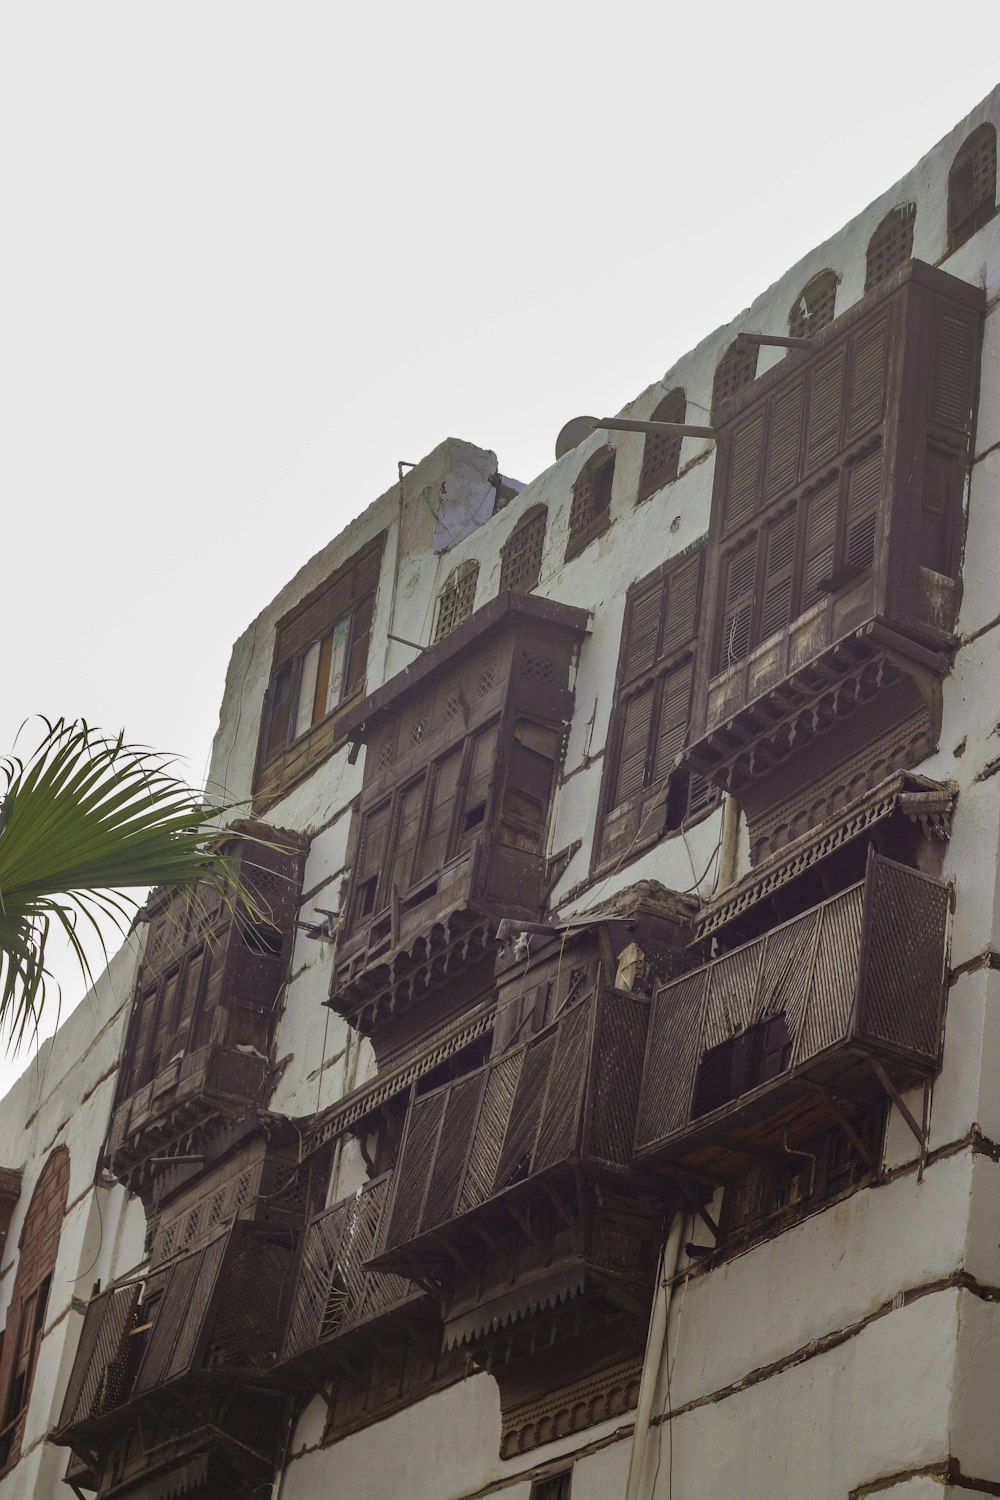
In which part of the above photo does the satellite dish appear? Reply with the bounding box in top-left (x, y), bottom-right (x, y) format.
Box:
top-left (555, 415), bottom-right (599, 461)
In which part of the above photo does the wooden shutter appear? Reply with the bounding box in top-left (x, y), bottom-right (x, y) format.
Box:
top-left (759, 512), bottom-right (797, 641)
top-left (638, 387), bottom-right (686, 501)
top-left (662, 552), bottom-right (701, 656)
top-left (847, 317), bottom-right (889, 439)
top-left (844, 448), bottom-right (881, 573)
top-left (419, 747), bottom-right (463, 876)
top-left (717, 539), bottom-right (757, 671)
top-left (353, 801), bottom-right (392, 917)
top-left (261, 664), bottom-right (294, 767)
top-left (762, 382), bottom-right (804, 502)
top-left (614, 686), bottom-right (655, 804)
top-left (864, 204), bottom-right (915, 292)
top-left (499, 506), bottom-right (546, 593)
top-left (387, 776), bottom-right (427, 898)
top-left (458, 725), bottom-right (498, 851)
top-left (801, 480), bottom-right (840, 607)
top-left (930, 310), bottom-right (978, 431)
top-left (805, 348), bottom-right (846, 471)
top-left (949, 124), bottom-right (997, 250)
top-left (788, 270), bottom-right (838, 341)
top-left (623, 577), bottom-right (665, 682)
top-left (652, 662), bottom-right (694, 781)
top-left (344, 591), bottom-right (375, 699)
top-left (724, 411), bottom-right (765, 531)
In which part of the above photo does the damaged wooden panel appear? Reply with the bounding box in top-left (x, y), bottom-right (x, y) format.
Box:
top-left (634, 852), bottom-right (950, 1178)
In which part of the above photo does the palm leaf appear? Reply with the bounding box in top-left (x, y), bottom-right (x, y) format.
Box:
top-left (0, 718), bottom-right (263, 1050)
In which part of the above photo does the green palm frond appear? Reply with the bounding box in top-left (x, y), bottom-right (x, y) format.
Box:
top-left (0, 718), bottom-right (255, 1049)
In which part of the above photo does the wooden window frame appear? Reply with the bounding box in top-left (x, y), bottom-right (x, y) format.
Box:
top-left (948, 123), bottom-right (998, 252)
top-left (713, 442), bottom-right (882, 676)
top-left (254, 533), bottom-right (384, 802)
top-left (565, 448), bottom-right (615, 562)
top-left (530, 1470), bottom-right (573, 1500)
top-left (499, 505), bottom-right (547, 594)
top-left (593, 544), bottom-right (717, 876)
top-left (637, 388), bottom-right (686, 502)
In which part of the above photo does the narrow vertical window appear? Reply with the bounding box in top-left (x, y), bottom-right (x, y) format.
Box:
top-left (788, 270), bottom-right (839, 340)
top-left (864, 204), bottom-right (916, 292)
top-left (434, 560), bottom-right (480, 642)
top-left (0, 1150), bottom-right (69, 1473)
top-left (565, 448), bottom-right (615, 561)
top-left (637, 388), bottom-right (687, 502)
top-left (712, 338), bottom-right (758, 416)
top-left (499, 505), bottom-right (546, 594)
top-left (948, 123), bottom-right (997, 251)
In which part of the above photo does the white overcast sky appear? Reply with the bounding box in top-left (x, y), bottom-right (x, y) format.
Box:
top-left (1, 2), bottom-right (998, 1095)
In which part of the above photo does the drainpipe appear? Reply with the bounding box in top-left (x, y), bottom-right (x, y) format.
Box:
top-left (624, 1211), bottom-right (686, 1500)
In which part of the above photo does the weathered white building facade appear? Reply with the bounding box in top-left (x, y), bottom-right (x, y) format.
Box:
top-left (1, 86), bottom-right (1000, 1500)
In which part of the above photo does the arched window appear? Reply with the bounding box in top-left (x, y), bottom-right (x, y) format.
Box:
top-left (433, 560), bottom-right (479, 642)
top-left (865, 204), bottom-right (916, 292)
top-left (949, 123), bottom-right (997, 251)
top-left (0, 1148), bottom-right (69, 1471)
top-left (788, 270), bottom-right (839, 340)
top-left (565, 448), bottom-right (615, 562)
top-left (499, 505), bottom-right (546, 594)
top-left (712, 339), bottom-right (758, 416)
top-left (637, 388), bottom-right (686, 502)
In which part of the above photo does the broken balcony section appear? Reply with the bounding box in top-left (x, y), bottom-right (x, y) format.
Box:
top-left (634, 853), bottom-right (950, 1181)
top-left (105, 825), bottom-right (306, 1192)
top-left (373, 983), bottom-right (659, 1358)
top-left (687, 262), bottom-right (984, 832)
top-left (280, 1173), bottom-right (426, 1374)
top-left (331, 593), bottom-right (589, 1047)
top-left (55, 1222), bottom-right (295, 1447)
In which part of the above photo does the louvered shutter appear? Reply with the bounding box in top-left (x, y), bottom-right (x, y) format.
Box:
top-left (419, 746), bottom-right (463, 876)
top-left (652, 663), bottom-right (693, 782)
top-left (801, 480), bottom-right (840, 608)
top-left (662, 553), bottom-right (701, 656)
top-left (614, 686), bottom-right (655, 805)
top-left (458, 724), bottom-right (498, 851)
top-left (805, 349), bottom-right (846, 470)
top-left (847, 317), bottom-right (888, 438)
top-left (844, 449), bottom-right (882, 572)
top-left (623, 578), bottom-right (664, 682)
top-left (353, 801), bottom-right (392, 918)
top-left (387, 776), bottom-right (427, 897)
top-left (762, 383), bottom-right (804, 502)
top-left (949, 124), bottom-right (997, 249)
top-left (261, 664), bottom-right (294, 766)
top-left (931, 311), bottom-right (978, 430)
top-left (638, 388), bottom-right (686, 501)
top-left (724, 412), bottom-right (765, 531)
top-left (717, 539), bottom-right (757, 671)
top-left (759, 512), bottom-right (797, 641)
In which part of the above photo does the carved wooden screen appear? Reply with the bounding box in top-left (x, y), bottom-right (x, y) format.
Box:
top-left (637, 388), bottom-right (686, 501)
top-left (865, 204), bottom-right (916, 292)
top-left (565, 448), bottom-right (614, 561)
top-left (596, 546), bottom-right (715, 871)
top-left (949, 123), bottom-right (997, 250)
top-left (434, 561), bottom-right (480, 642)
top-left (499, 505), bottom-right (546, 594)
top-left (788, 270), bottom-right (839, 340)
top-left (712, 338), bottom-right (758, 414)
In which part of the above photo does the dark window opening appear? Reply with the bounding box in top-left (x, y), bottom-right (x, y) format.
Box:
top-left (638, 387), bottom-right (686, 502)
top-left (692, 1015), bottom-right (792, 1117)
top-left (566, 449), bottom-right (615, 561)
top-left (864, 204), bottom-right (916, 292)
top-left (357, 875), bottom-right (379, 920)
top-left (712, 338), bottom-right (759, 415)
top-left (531, 1472), bottom-right (572, 1500)
top-left (949, 123), bottom-right (997, 251)
top-left (464, 802), bottom-right (486, 832)
top-left (236, 917), bottom-right (284, 957)
top-left (788, 269), bottom-right (839, 341)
